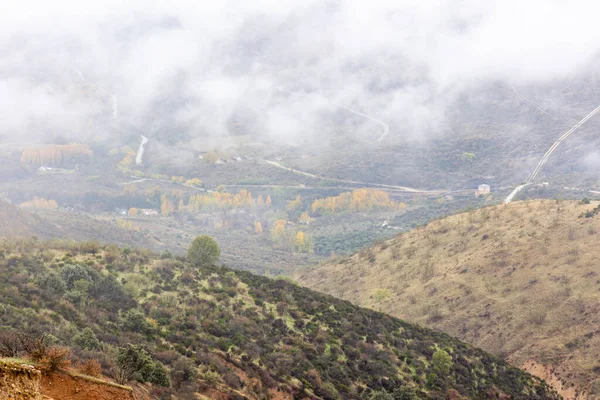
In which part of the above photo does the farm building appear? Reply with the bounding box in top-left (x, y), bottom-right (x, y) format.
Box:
top-left (475, 184), bottom-right (491, 197)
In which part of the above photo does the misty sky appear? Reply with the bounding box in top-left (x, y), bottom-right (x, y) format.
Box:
top-left (2, 0), bottom-right (600, 144)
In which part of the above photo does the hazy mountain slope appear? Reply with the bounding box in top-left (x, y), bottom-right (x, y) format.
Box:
top-left (262, 76), bottom-right (600, 191)
top-left (0, 200), bottom-right (156, 249)
top-left (0, 201), bottom-right (40, 236)
top-left (0, 239), bottom-right (559, 399)
top-left (296, 200), bottom-right (600, 399)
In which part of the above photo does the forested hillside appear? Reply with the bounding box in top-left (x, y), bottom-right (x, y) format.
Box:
top-left (0, 238), bottom-right (559, 399)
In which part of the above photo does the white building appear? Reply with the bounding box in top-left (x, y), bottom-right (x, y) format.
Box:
top-left (475, 184), bottom-right (491, 197)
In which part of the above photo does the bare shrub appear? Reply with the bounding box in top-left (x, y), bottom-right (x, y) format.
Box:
top-left (566, 247), bottom-right (580, 264)
top-left (359, 248), bottom-right (375, 263)
top-left (427, 236), bottom-right (440, 249)
top-left (529, 310), bottom-right (547, 326)
top-left (39, 347), bottom-right (71, 374)
top-left (0, 330), bottom-right (22, 357)
top-left (76, 359), bottom-right (102, 377)
top-left (529, 216), bottom-right (539, 226)
top-left (421, 263), bottom-right (436, 283)
top-left (425, 304), bottom-right (444, 323)
top-left (568, 227), bottom-right (577, 241)
top-left (21, 332), bottom-right (51, 361)
top-left (481, 209), bottom-right (491, 221)
top-left (223, 371), bottom-right (243, 390)
top-left (456, 237), bottom-right (469, 252)
top-left (404, 246), bottom-right (417, 258)
top-left (376, 240), bottom-right (390, 251)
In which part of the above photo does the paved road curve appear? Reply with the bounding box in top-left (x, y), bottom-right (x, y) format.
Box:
top-left (338, 104), bottom-right (390, 142)
top-left (278, 87), bottom-right (390, 142)
top-left (526, 103), bottom-right (600, 183)
top-left (504, 103), bottom-right (600, 203)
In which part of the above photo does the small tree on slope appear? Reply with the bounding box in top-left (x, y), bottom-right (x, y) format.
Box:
top-left (187, 235), bottom-right (221, 267)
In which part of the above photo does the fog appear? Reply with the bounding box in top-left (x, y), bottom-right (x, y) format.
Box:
top-left (2, 0), bottom-right (600, 145)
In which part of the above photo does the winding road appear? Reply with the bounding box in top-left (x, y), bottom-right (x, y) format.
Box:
top-left (277, 87), bottom-right (390, 142)
top-left (338, 104), bottom-right (390, 142)
top-left (263, 160), bottom-right (444, 194)
top-left (527, 103), bottom-right (600, 183)
top-left (509, 83), bottom-right (571, 124)
top-left (504, 103), bottom-right (600, 203)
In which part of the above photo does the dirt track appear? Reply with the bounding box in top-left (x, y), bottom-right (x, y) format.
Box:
top-left (262, 160), bottom-right (445, 194)
top-left (42, 372), bottom-right (135, 400)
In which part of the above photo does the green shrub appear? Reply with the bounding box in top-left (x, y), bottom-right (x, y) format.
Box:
top-left (115, 344), bottom-right (169, 386)
top-left (36, 272), bottom-right (66, 296)
top-left (432, 349), bottom-right (452, 375)
top-left (60, 264), bottom-right (93, 289)
top-left (122, 309), bottom-right (153, 334)
top-left (187, 235), bottom-right (220, 267)
top-left (73, 327), bottom-right (101, 350)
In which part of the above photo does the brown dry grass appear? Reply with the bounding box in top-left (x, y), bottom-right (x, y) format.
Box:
top-left (296, 200), bottom-right (600, 398)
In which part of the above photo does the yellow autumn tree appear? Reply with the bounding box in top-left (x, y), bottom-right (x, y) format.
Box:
top-left (20, 197), bottom-right (58, 209)
top-left (311, 188), bottom-right (403, 214)
top-left (203, 152), bottom-right (220, 164)
top-left (128, 208), bottom-right (138, 217)
top-left (117, 219), bottom-right (140, 232)
top-left (270, 219), bottom-right (287, 246)
top-left (181, 189), bottom-right (257, 213)
top-left (20, 144), bottom-right (93, 167)
top-left (299, 212), bottom-right (311, 224)
top-left (185, 178), bottom-right (202, 186)
top-left (256, 194), bottom-right (265, 208)
top-left (265, 195), bottom-right (272, 208)
top-left (160, 194), bottom-right (175, 216)
top-left (295, 232), bottom-right (306, 251)
top-left (285, 195), bottom-right (303, 212)
top-left (294, 231), bottom-right (313, 253)
top-left (254, 221), bottom-right (263, 234)
top-left (234, 190), bottom-right (254, 207)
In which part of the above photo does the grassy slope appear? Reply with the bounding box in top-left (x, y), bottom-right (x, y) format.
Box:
top-left (296, 200), bottom-right (600, 398)
top-left (0, 239), bottom-right (558, 400)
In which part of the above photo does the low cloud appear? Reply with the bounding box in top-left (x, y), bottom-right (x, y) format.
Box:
top-left (1, 0), bottom-right (600, 144)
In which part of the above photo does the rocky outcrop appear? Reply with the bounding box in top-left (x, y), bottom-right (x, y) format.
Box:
top-left (0, 360), bottom-right (136, 400)
top-left (0, 361), bottom-right (42, 400)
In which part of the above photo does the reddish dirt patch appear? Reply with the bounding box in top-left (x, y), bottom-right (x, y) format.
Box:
top-left (42, 372), bottom-right (134, 400)
top-left (267, 388), bottom-right (294, 400)
top-left (197, 383), bottom-right (235, 400)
